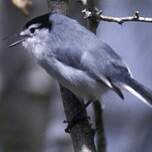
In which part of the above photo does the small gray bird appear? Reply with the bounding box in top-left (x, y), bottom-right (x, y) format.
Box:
top-left (9, 13), bottom-right (152, 108)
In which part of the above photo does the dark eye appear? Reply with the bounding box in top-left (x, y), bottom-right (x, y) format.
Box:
top-left (30, 28), bottom-right (35, 33)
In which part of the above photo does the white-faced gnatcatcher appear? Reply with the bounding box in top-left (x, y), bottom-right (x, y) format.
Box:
top-left (9, 13), bottom-right (152, 108)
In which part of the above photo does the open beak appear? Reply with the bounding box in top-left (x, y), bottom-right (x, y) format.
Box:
top-left (8, 38), bottom-right (27, 48)
top-left (7, 30), bottom-right (31, 48)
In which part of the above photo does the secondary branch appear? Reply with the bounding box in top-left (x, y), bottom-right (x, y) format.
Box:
top-left (82, 8), bottom-right (152, 24)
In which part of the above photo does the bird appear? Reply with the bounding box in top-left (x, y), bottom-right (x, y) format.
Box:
top-left (9, 12), bottom-right (152, 109)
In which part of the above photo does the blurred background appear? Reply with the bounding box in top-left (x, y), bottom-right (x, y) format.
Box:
top-left (0, 0), bottom-right (152, 152)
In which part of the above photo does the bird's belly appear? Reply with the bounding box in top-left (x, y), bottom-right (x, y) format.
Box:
top-left (39, 58), bottom-right (108, 100)
top-left (59, 72), bottom-right (108, 100)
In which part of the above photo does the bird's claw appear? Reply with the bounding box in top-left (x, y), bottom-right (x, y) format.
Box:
top-left (63, 116), bottom-right (91, 133)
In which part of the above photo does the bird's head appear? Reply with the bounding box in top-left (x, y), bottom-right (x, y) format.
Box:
top-left (8, 13), bottom-right (52, 51)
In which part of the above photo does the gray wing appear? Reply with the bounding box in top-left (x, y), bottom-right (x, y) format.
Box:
top-left (48, 16), bottom-right (131, 98)
top-left (53, 40), bottom-right (130, 84)
top-left (52, 40), bottom-right (128, 99)
top-left (83, 41), bottom-right (131, 79)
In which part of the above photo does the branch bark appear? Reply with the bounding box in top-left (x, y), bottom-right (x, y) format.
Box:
top-left (82, 8), bottom-right (152, 24)
top-left (93, 101), bottom-right (106, 152)
top-left (47, 1), bottom-right (96, 152)
top-left (80, 1), bottom-right (106, 152)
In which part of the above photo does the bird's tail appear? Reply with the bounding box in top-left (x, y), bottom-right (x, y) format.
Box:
top-left (116, 77), bottom-right (152, 108)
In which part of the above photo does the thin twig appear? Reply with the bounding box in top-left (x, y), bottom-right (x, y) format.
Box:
top-left (82, 7), bottom-right (152, 24)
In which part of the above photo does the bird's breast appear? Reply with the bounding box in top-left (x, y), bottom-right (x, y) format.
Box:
top-left (40, 57), bottom-right (108, 101)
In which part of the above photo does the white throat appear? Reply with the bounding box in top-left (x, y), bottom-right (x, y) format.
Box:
top-left (22, 29), bottom-right (49, 59)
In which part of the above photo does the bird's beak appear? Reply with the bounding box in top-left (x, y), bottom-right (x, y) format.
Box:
top-left (8, 38), bottom-right (26, 48)
top-left (8, 30), bottom-right (31, 48)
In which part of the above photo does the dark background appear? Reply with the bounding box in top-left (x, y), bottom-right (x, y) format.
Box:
top-left (0, 0), bottom-right (152, 152)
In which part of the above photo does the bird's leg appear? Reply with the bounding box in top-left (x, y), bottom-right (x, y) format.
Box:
top-left (64, 100), bottom-right (93, 133)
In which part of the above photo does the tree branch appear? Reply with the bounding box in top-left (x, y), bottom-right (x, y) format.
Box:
top-left (93, 101), bottom-right (106, 152)
top-left (82, 7), bottom-right (152, 24)
top-left (60, 86), bottom-right (96, 152)
top-left (80, 1), bottom-right (107, 152)
top-left (47, 1), bottom-right (96, 152)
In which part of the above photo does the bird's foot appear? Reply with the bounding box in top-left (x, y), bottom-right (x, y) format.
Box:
top-left (63, 100), bottom-right (93, 133)
top-left (63, 115), bottom-right (90, 133)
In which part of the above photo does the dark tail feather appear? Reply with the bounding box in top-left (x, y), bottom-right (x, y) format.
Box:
top-left (121, 77), bottom-right (152, 107)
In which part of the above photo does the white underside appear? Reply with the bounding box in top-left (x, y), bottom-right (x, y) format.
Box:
top-left (41, 57), bottom-right (109, 101)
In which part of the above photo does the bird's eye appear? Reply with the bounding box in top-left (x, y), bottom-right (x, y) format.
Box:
top-left (30, 28), bottom-right (35, 33)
